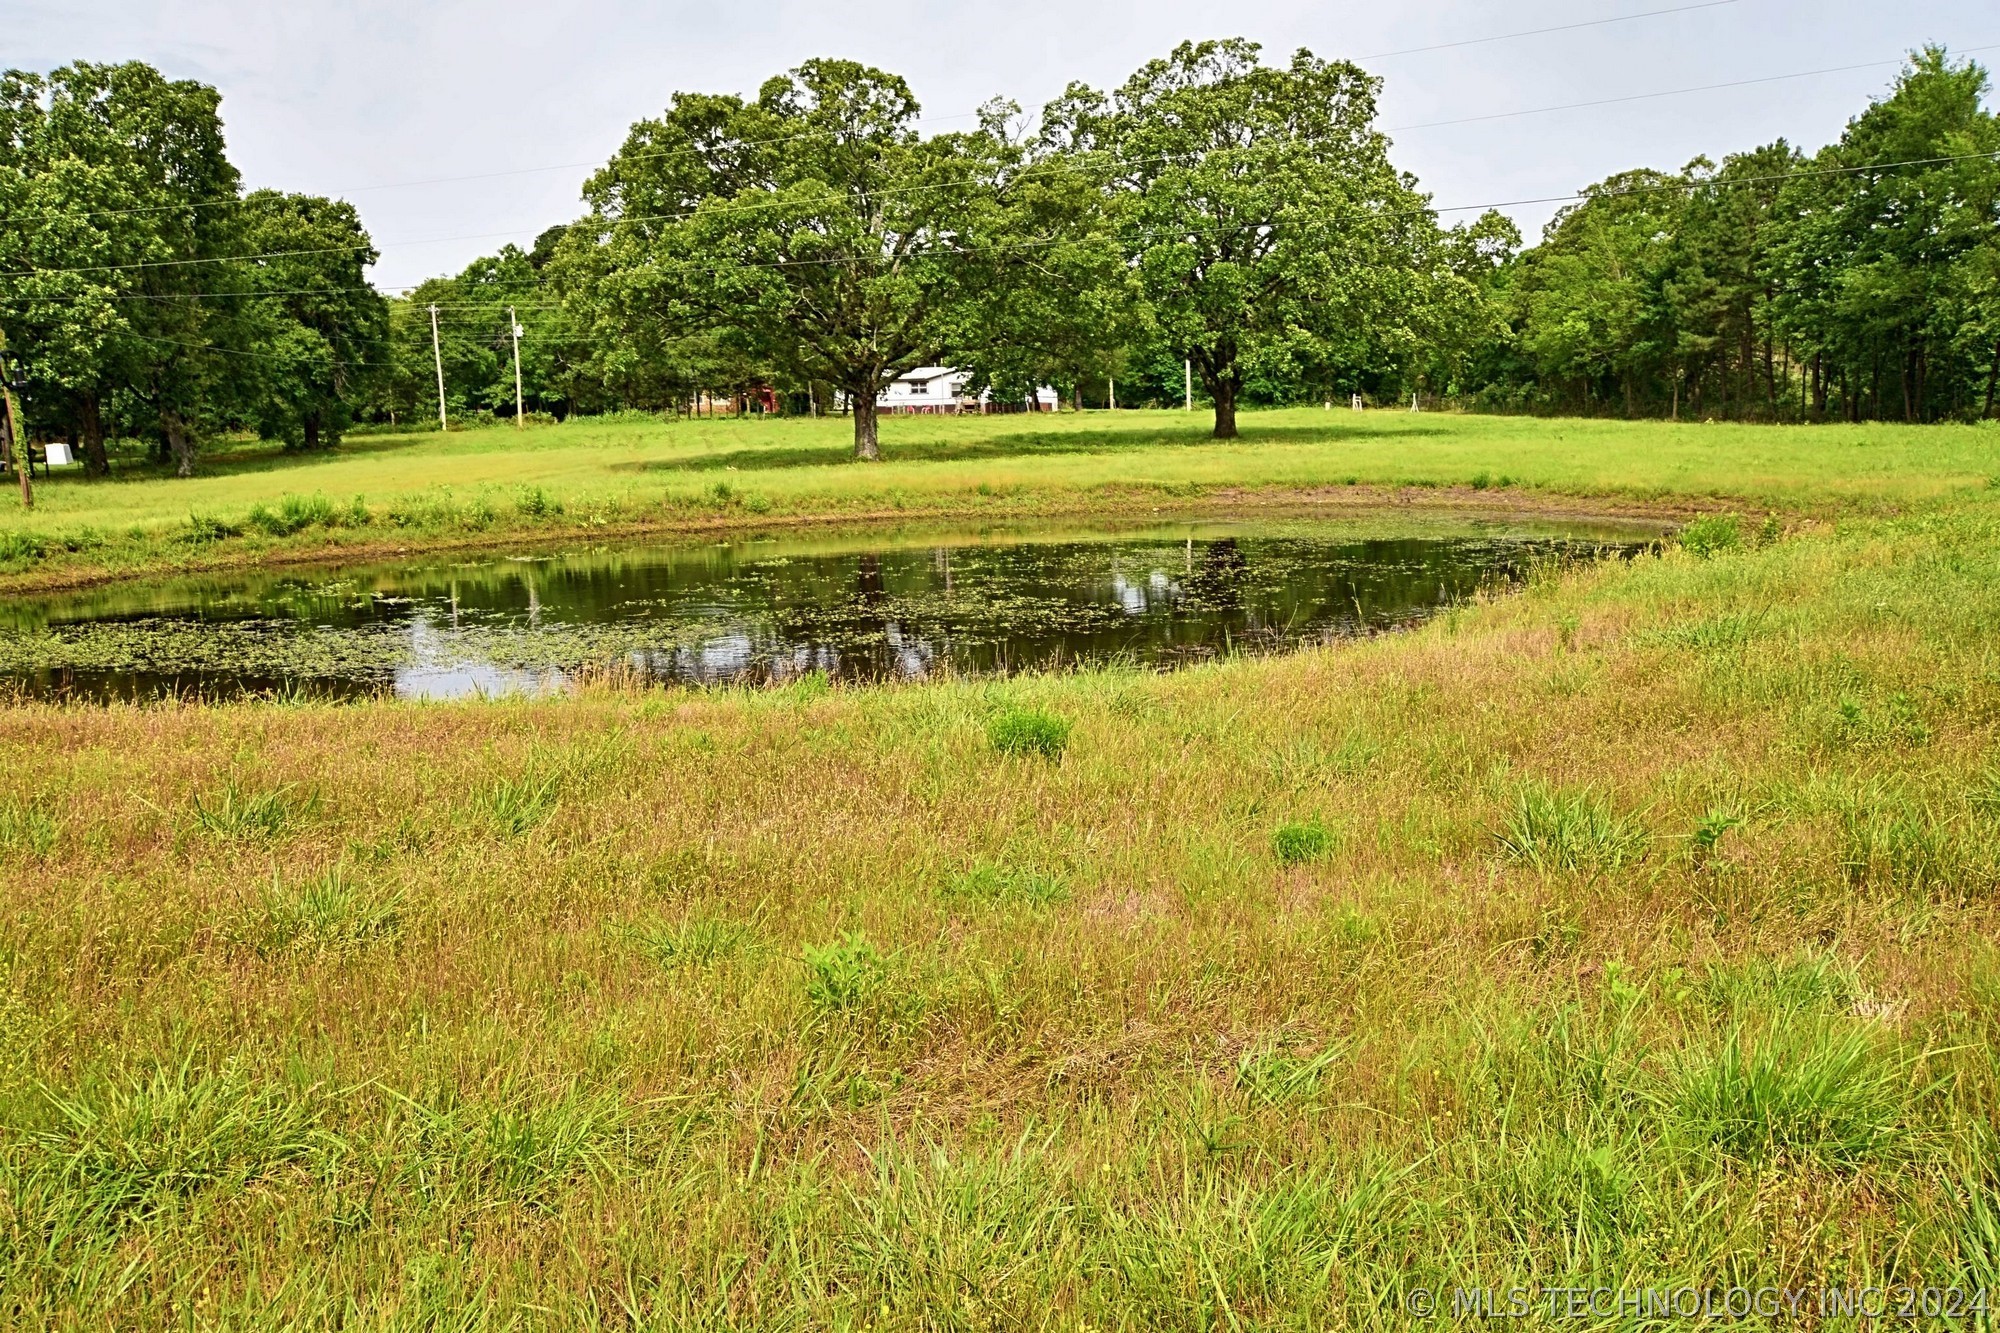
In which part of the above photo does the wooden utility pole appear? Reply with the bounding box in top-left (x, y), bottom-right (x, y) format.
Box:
top-left (509, 307), bottom-right (525, 428)
top-left (428, 304), bottom-right (448, 432)
top-left (0, 327), bottom-right (29, 510)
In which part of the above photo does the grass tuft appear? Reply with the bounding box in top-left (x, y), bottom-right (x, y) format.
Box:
top-left (190, 781), bottom-right (311, 839)
top-left (1272, 819), bottom-right (1335, 865)
top-left (1496, 784), bottom-right (1646, 874)
top-left (1669, 1021), bottom-right (1918, 1166)
top-left (238, 866), bottom-right (403, 956)
top-left (987, 708), bottom-right (1071, 758)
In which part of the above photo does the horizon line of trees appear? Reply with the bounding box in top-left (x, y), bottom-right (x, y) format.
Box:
top-left (1, 44), bottom-right (1994, 476)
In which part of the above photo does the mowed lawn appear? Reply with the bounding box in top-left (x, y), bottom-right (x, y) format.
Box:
top-left (6, 415), bottom-right (2000, 1325)
top-left (3, 409), bottom-right (1998, 580)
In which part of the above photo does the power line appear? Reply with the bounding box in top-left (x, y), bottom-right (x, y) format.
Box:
top-left (3, 147), bottom-right (1993, 315)
top-left (2, 111), bottom-right (990, 228)
top-left (0, 4), bottom-right (1747, 230)
top-left (1385, 44), bottom-right (2000, 132)
top-left (1358, 0), bottom-right (1739, 60)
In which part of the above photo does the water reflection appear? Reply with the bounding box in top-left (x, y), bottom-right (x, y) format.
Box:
top-left (0, 518), bottom-right (1660, 702)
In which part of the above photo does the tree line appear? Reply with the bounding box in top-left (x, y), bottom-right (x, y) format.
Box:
top-left (1, 43), bottom-right (1993, 475)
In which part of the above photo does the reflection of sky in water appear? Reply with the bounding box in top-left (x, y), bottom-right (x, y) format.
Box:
top-left (395, 614), bottom-right (570, 699)
top-left (3, 524), bottom-right (1660, 702)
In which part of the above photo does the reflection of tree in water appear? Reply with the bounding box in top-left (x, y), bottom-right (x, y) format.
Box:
top-left (1182, 538), bottom-right (1249, 609)
top-left (854, 553), bottom-right (886, 605)
top-left (7, 531), bottom-right (1650, 700)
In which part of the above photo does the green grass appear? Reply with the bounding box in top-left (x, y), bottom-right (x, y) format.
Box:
top-left (6, 407), bottom-right (1999, 589)
top-left (8, 412), bottom-right (2000, 1324)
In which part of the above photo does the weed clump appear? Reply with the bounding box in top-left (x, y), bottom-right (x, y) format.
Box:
top-left (479, 772), bottom-right (561, 837)
top-left (803, 933), bottom-right (887, 1014)
top-left (1272, 819), bottom-right (1335, 865)
top-left (1678, 513), bottom-right (1742, 558)
top-left (246, 493), bottom-right (345, 537)
top-left (988, 708), bottom-right (1070, 759)
top-left (1497, 785), bottom-right (1645, 874)
top-left (1235, 1042), bottom-right (1344, 1106)
top-left (183, 512), bottom-right (241, 543)
top-left (24, 1061), bottom-right (323, 1230)
top-left (515, 485), bottom-right (562, 518)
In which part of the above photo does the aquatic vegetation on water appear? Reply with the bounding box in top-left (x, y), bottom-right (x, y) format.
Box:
top-left (0, 524), bottom-right (1652, 700)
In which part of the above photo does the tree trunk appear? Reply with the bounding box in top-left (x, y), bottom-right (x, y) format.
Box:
top-left (852, 389), bottom-right (880, 461)
top-left (80, 395), bottom-right (109, 477)
top-left (163, 407), bottom-right (195, 477)
top-left (1670, 372), bottom-right (1679, 422)
top-left (1984, 338), bottom-right (2000, 419)
top-left (1212, 379), bottom-right (1238, 440)
top-left (303, 411), bottom-right (321, 452)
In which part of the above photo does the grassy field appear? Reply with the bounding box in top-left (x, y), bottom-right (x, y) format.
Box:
top-left (6, 411), bottom-right (2000, 1326)
top-left (4, 407), bottom-right (1998, 590)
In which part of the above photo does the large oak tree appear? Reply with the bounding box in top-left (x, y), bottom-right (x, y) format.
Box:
top-left (1043, 39), bottom-right (1460, 438)
top-left (555, 60), bottom-right (1035, 460)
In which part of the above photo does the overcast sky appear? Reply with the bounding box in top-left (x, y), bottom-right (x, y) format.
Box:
top-left (10, 0), bottom-right (1996, 290)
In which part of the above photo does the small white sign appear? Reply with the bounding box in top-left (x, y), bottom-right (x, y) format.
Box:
top-left (44, 440), bottom-right (75, 467)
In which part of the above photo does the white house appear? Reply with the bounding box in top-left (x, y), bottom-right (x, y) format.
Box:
top-left (875, 367), bottom-right (1058, 415)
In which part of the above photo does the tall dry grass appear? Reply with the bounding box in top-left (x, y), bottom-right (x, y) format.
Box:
top-left (5, 488), bottom-right (2000, 1325)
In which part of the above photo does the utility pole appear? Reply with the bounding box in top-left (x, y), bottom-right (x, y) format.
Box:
top-left (428, 304), bottom-right (448, 432)
top-left (1184, 359), bottom-right (1193, 412)
top-left (0, 328), bottom-right (29, 511)
top-left (1108, 376), bottom-right (1115, 411)
top-left (509, 306), bottom-right (525, 428)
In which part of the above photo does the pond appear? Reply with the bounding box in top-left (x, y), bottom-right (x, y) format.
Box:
top-left (0, 514), bottom-right (1662, 702)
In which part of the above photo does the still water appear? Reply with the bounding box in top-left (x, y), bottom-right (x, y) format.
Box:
top-left (0, 516), bottom-right (1660, 701)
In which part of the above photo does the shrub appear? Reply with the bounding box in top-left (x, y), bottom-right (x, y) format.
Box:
top-left (1272, 819), bottom-right (1335, 865)
top-left (515, 486), bottom-right (562, 518)
top-left (1497, 785), bottom-right (1646, 874)
top-left (987, 708), bottom-right (1071, 759)
top-left (1678, 513), bottom-right (1742, 558)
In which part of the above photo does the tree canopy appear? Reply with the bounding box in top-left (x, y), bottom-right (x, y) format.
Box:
top-left (1, 41), bottom-right (1994, 488)
top-left (1041, 40), bottom-right (1470, 436)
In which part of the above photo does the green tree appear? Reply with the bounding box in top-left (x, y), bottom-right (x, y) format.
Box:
top-left (1769, 47), bottom-right (1999, 422)
top-left (0, 61), bottom-right (239, 475)
top-left (555, 59), bottom-right (1025, 459)
top-left (235, 190), bottom-right (387, 449)
top-left (1042, 39), bottom-right (1456, 438)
